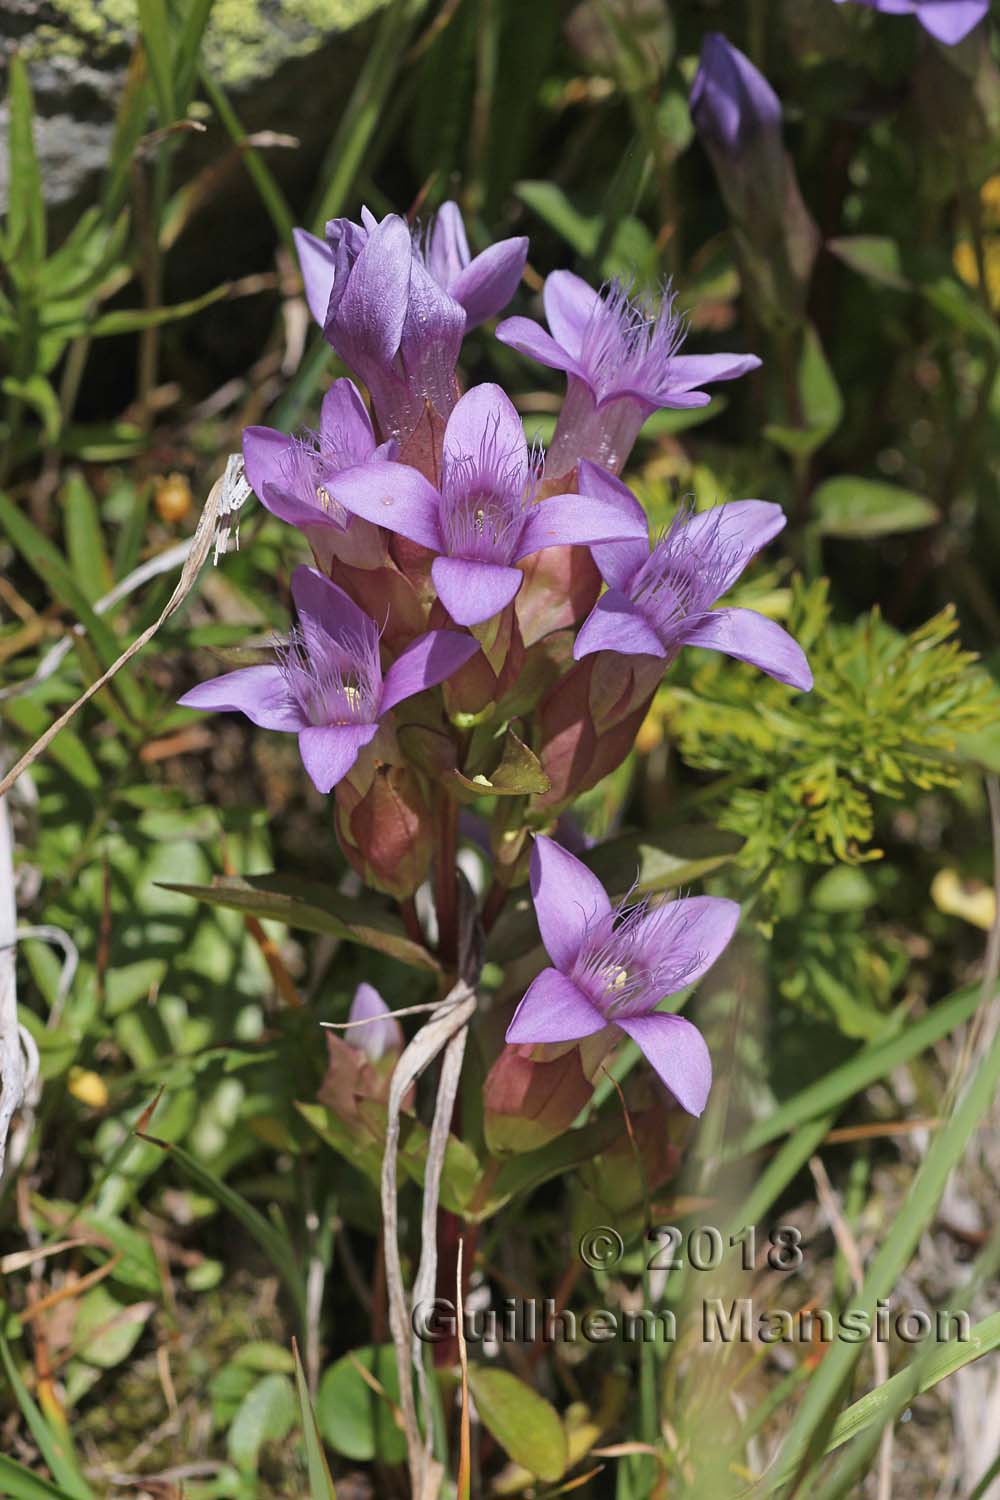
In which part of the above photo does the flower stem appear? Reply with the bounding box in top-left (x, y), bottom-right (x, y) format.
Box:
top-left (434, 791), bottom-right (459, 971)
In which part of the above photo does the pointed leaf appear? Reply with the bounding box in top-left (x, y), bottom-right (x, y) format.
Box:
top-left (467, 1366), bottom-right (567, 1482)
top-left (293, 1341), bottom-right (338, 1500)
top-left (812, 477), bottom-right (939, 539)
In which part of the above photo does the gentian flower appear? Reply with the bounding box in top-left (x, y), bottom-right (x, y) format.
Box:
top-left (178, 566), bottom-right (479, 792)
top-left (242, 378), bottom-right (392, 568)
top-left (346, 982), bottom-right (403, 1061)
top-left (506, 837), bottom-right (740, 1116)
top-left (293, 209), bottom-right (465, 445)
top-left (327, 382), bottom-right (648, 627)
top-left (690, 35), bottom-right (819, 328)
top-left (573, 465), bottom-right (813, 691)
top-left (831, 0), bottom-right (987, 44)
top-left (495, 271), bottom-right (760, 476)
top-left (419, 200), bottom-right (529, 329)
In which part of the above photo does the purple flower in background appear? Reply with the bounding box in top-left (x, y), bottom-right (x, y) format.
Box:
top-left (506, 837), bottom-right (740, 1116)
top-left (573, 465), bottom-right (813, 691)
top-left (328, 383), bottom-right (647, 627)
top-left (420, 201), bottom-right (528, 329)
top-left (178, 566), bottom-right (479, 792)
top-left (690, 32), bottom-right (783, 159)
top-left (242, 379), bottom-right (392, 568)
top-left (346, 982), bottom-right (403, 1062)
top-left (496, 272), bottom-right (760, 477)
top-left (831, 0), bottom-right (987, 44)
top-left (293, 209), bottom-right (465, 444)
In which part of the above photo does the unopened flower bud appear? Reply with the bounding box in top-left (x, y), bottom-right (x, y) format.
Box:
top-left (483, 1044), bottom-right (595, 1154)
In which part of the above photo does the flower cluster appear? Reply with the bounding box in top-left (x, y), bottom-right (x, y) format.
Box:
top-left (180, 198), bottom-right (813, 1121)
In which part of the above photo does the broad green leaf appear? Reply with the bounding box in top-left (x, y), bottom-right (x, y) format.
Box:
top-left (812, 476), bottom-right (938, 539)
top-left (294, 1341), bottom-right (338, 1500)
top-left (234, 1341), bottom-right (296, 1375)
top-left (764, 323), bottom-right (843, 458)
top-left (467, 1366), bottom-right (566, 1482)
top-left (316, 1345), bottom-right (406, 1464)
top-left (228, 1373), bottom-right (297, 1473)
top-left (5, 54), bottom-right (45, 268)
top-left (827, 235), bottom-right (910, 291)
top-left (73, 1286), bottom-right (152, 1369)
top-left (162, 874), bottom-right (439, 973)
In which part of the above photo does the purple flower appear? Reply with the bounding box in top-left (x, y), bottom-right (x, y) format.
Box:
top-left (690, 33), bottom-right (783, 160)
top-left (327, 382), bottom-right (647, 627)
top-left (831, 0), bottom-right (987, 44)
top-left (242, 379), bottom-right (392, 568)
top-left (177, 566), bottom-right (479, 793)
top-left (293, 209), bottom-right (465, 444)
top-left (419, 200), bottom-right (528, 329)
top-left (573, 465), bottom-right (813, 691)
top-left (496, 271), bottom-right (760, 476)
top-left (346, 982), bottom-right (403, 1062)
top-left (506, 837), bottom-right (740, 1116)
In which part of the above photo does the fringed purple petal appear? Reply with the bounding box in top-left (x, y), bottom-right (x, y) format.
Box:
top-left (506, 968), bottom-right (607, 1044)
top-left (681, 607), bottom-right (813, 690)
top-left (494, 316), bottom-right (586, 378)
top-left (681, 499), bottom-right (787, 600)
top-left (543, 270), bottom-right (602, 357)
top-left (665, 352), bottom-right (763, 394)
top-left (530, 835), bottom-right (612, 973)
top-left (427, 201), bottom-right (470, 287)
top-left (431, 556), bottom-right (523, 626)
top-left (380, 629), bottom-right (480, 711)
top-left (179, 666), bottom-right (302, 731)
top-left (634, 895), bottom-right (740, 992)
top-left (329, 460), bottom-right (443, 550)
top-left (290, 565), bottom-right (376, 650)
top-left (242, 425), bottom-right (290, 501)
top-left (616, 1013), bottom-right (713, 1117)
top-left (573, 591), bottom-right (668, 661)
top-left (443, 383), bottom-right (528, 483)
top-left (298, 723), bottom-right (379, 794)
top-left (319, 378), bottom-right (377, 464)
top-left (514, 490), bottom-right (647, 562)
top-left (577, 462), bottom-right (650, 589)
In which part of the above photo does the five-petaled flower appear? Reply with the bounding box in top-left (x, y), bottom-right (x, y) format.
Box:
top-left (327, 382), bottom-right (648, 626)
top-left (506, 837), bottom-right (740, 1116)
top-left (496, 270), bottom-right (761, 476)
top-left (241, 378), bottom-right (392, 568)
top-left (178, 566), bottom-right (479, 792)
top-left (831, 0), bottom-right (987, 45)
top-left (573, 465), bottom-right (813, 691)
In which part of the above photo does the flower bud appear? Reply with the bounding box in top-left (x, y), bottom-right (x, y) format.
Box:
top-left (690, 34), bottom-right (819, 325)
top-left (579, 1094), bottom-right (691, 1215)
top-left (335, 761), bottom-right (434, 901)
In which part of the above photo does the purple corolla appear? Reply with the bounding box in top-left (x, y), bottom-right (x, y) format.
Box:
top-left (346, 982), bottom-right (403, 1062)
top-left (177, 566), bottom-right (479, 793)
top-left (327, 382), bottom-right (648, 627)
top-left (496, 271), bottom-right (761, 476)
top-left (572, 465), bottom-right (813, 691)
top-left (293, 203), bottom-right (528, 445)
top-left (506, 837), bottom-right (740, 1116)
top-left (419, 200), bottom-right (528, 329)
top-left (242, 378), bottom-right (392, 567)
top-left (832, 0), bottom-right (987, 44)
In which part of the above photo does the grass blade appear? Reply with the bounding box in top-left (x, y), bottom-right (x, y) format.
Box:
top-left (0, 1336), bottom-right (92, 1500)
top-left (293, 1339), bottom-right (338, 1499)
top-left (4, 54), bottom-right (46, 269)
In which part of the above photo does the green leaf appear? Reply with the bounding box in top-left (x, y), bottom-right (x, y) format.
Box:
top-left (227, 1373), bottom-right (297, 1473)
top-left (827, 235), bottom-right (910, 291)
top-left (764, 323), bottom-right (843, 458)
top-left (161, 873), bottom-right (439, 972)
top-left (5, 54), bottom-right (45, 268)
top-left (62, 471), bottom-right (113, 602)
top-left (73, 1286), bottom-right (152, 1369)
top-left (82, 282), bottom-right (233, 338)
top-left (0, 1336), bottom-right (92, 1500)
top-left (1, 376), bottom-right (61, 442)
top-left (455, 728), bottom-right (550, 796)
top-left (924, 276), bottom-right (1000, 352)
top-left (294, 1341), bottom-right (338, 1500)
top-left (316, 1345), bottom-right (406, 1464)
top-left (466, 1366), bottom-right (566, 1482)
top-left (0, 1454), bottom-right (83, 1500)
top-left (812, 476), bottom-right (939, 539)
top-left (136, 0), bottom-right (177, 126)
top-left (233, 1341), bottom-right (297, 1375)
